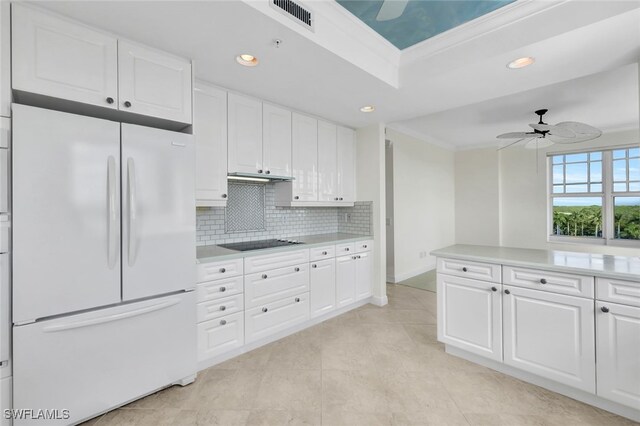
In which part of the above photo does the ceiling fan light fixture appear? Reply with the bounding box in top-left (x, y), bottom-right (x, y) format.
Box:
top-left (507, 57), bottom-right (535, 69)
top-left (236, 54), bottom-right (259, 67)
top-left (360, 105), bottom-right (375, 113)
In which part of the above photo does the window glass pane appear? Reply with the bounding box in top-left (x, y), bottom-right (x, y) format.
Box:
top-left (613, 197), bottom-right (640, 240)
top-left (552, 197), bottom-right (602, 238)
top-left (629, 158), bottom-right (639, 181)
top-left (613, 159), bottom-right (627, 181)
top-left (590, 161), bottom-right (602, 183)
top-left (589, 152), bottom-right (602, 161)
top-left (629, 182), bottom-right (640, 192)
top-left (613, 149), bottom-right (626, 159)
top-left (552, 185), bottom-right (564, 194)
top-left (614, 182), bottom-right (627, 192)
top-left (553, 165), bottom-right (564, 184)
top-left (552, 155), bottom-right (564, 164)
top-left (590, 183), bottom-right (602, 192)
top-left (566, 184), bottom-right (588, 193)
top-left (565, 162), bottom-right (588, 183)
top-left (565, 153), bottom-right (588, 163)
top-left (629, 147), bottom-right (639, 158)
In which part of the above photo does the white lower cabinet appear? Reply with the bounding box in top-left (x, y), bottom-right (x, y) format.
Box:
top-left (503, 285), bottom-right (595, 393)
top-left (336, 255), bottom-right (356, 308)
top-left (596, 301), bottom-right (640, 408)
top-left (245, 264), bottom-right (309, 308)
top-left (437, 274), bottom-right (502, 361)
top-left (198, 312), bottom-right (244, 362)
top-left (355, 252), bottom-right (373, 301)
top-left (310, 259), bottom-right (336, 318)
top-left (197, 293), bottom-right (244, 323)
top-left (245, 293), bottom-right (309, 344)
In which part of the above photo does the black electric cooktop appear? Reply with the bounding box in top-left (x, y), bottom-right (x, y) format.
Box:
top-left (219, 239), bottom-right (304, 252)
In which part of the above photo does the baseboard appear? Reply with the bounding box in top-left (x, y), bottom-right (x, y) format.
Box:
top-left (370, 294), bottom-right (388, 306)
top-left (446, 345), bottom-right (640, 423)
top-left (392, 264), bottom-right (435, 283)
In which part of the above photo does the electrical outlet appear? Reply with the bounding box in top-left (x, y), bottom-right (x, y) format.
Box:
top-left (419, 251), bottom-right (427, 258)
top-left (344, 213), bottom-right (352, 223)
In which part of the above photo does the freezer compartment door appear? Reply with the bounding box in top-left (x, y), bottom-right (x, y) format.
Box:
top-left (0, 254), bottom-right (8, 366)
top-left (12, 105), bottom-right (121, 324)
top-left (13, 292), bottom-right (196, 425)
top-left (121, 123), bottom-right (196, 301)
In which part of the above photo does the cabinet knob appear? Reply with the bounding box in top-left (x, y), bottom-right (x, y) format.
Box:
top-left (221, 194), bottom-right (227, 199)
top-left (294, 267), bottom-right (300, 272)
top-left (491, 287), bottom-right (497, 292)
top-left (219, 319), bottom-right (227, 325)
top-left (363, 245), bottom-right (367, 248)
top-left (339, 197), bottom-right (343, 201)
top-left (262, 274), bottom-right (268, 279)
top-left (258, 169), bottom-right (263, 174)
top-left (601, 306), bottom-right (610, 313)
top-left (345, 248), bottom-right (350, 251)
top-left (504, 289), bottom-right (511, 295)
top-left (262, 307), bottom-right (268, 313)
top-left (220, 268), bottom-right (226, 273)
top-left (295, 297), bottom-right (300, 302)
top-left (266, 170), bottom-right (271, 174)
top-left (124, 101), bottom-right (132, 108)
top-left (352, 256), bottom-right (357, 260)
top-left (312, 264), bottom-right (317, 268)
top-left (220, 286), bottom-right (226, 292)
top-left (322, 251), bottom-right (328, 255)
top-left (335, 197), bottom-right (339, 201)
top-left (357, 255), bottom-right (361, 259)
top-left (539, 278), bottom-right (547, 284)
top-left (106, 97), bottom-right (114, 104)
top-left (220, 305), bottom-right (226, 311)
top-left (462, 267), bottom-right (468, 272)
top-left (294, 196), bottom-right (300, 200)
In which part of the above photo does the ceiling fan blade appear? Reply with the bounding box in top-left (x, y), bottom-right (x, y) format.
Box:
top-left (548, 133), bottom-right (602, 144)
top-left (376, 0), bottom-right (408, 21)
top-left (497, 132), bottom-right (537, 139)
top-left (524, 138), bottom-right (554, 150)
top-left (497, 138), bottom-right (528, 151)
top-left (529, 123), bottom-right (575, 138)
top-left (555, 121), bottom-right (602, 137)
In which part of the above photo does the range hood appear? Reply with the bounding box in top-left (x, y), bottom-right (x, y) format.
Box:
top-left (227, 172), bottom-right (294, 183)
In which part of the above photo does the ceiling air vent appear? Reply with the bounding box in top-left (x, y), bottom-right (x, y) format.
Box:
top-left (270, 0), bottom-right (314, 32)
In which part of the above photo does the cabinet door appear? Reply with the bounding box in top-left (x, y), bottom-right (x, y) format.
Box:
top-left (337, 126), bottom-right (356, 202)
top-left (503, 285), bottom-right (595, 393)
top-left (228, 93), bottom-right (263, 175)
top-left (1, 1), bottom-right (11, 117)
top-left (194, 82), bottom-right (228, 205)
top-left (118, 40), bottom-right (192, 124)
top-left (198, 312), bottom-right (244, 362)
top-left (310, 258), bottom-right (336, 318)
top-left (12, 4), bottom-right (118, 109)
top-left (318, 120), bottom-right (338, 202)
top-left (245, 293), bottom-right (309, 344)
top-left (292, 113), bottom-right (318, 201)
top-left (596, 301), bottom-right (640, 409)
top-left (437, 274), bottom-right (502, 361)
top-left (336, 255), bottom-right (356, 308)
top-left (355, 251), bottom-right (373, 301)
top-left (263, 104), bottom-right (292, 178)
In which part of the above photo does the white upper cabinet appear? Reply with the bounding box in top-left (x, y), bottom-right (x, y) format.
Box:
top-left (1, 1), bottom-right (11, 117)
top-left (318, 120), bottom-right (338, 202)
top-left (118, 41), bottom-right (192, 124)
top-left (194, 82), bottom-right (227, 206)
top-left (292, 113), bottom-right (318, 201)
top-left (263, 103), bottom-right (292, 178)
top-left (12, 4), bottom-right (119, 110)
top-left (228, 93), bottom-right (263, 175)
top-left (337, 126), bottom-right (356, 203)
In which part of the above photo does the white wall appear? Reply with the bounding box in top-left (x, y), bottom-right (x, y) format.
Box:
top-left (386, 128), bottom-right (456, 282)
top-left (356, 124), bottom-right (387, 305)
top-left (456, 129), bottom-right (640, 257)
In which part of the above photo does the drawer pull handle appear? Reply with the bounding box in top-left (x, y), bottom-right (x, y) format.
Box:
top-left (258, 169), bottom-right (263, 174)
top-left (221, 194), bottom-right (227, 198)
top-left (106, 97), bottom-right (114, 104)
top-left (601, 306), bottom-right (610, 313)
top-left (294, 267), bottom-right (300, 272)
top-left (262, 274), bottom-right (268, 279)
top-left (295, 297), bottom-right (300, 302)
top-left (220, 268), bottom-right (226, 273)
top-left (322, 251), bottom-right (328, 255)
top-left (220, 319), bottom-right (227, 325)
top-left (491, 287), bottom-right (497, 292)
top-left (357, 255), bottom-right (361, 259)
top-left (312, 264), bottom-right (317, 268)
top-left (294, 196), bottom-right (300, 200)
top-left (352, 256), bottom-right (357, 260)
top-left (220, 286), bottom-right (226, 292)
top-left (462, 267), bottom-right (468, 272)
top-left (220, 306), bottom-right (226, 311)
top-left (363, 245), bottom-right (367, 248)
top-left (504, 289), bottom-right (511, 295)
top-left (339, 197), bottom-right (343, 201)
top-left (335, 197), bottom-right (339, 201)
top-left (345, 248), bottom-right (350, 251)
top-left (124, 101), bottom-right (132, 108)
top-left (539, 278), bottom-right (547, 284)
top-left (262, 307), bottom-right (268, 313)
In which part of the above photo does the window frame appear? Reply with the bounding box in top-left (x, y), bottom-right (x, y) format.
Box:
top-left (547, 145), bottom-right (640, 248)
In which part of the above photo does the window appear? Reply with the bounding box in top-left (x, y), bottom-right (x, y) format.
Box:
top-left (549, 146), bottom-right (639, 246)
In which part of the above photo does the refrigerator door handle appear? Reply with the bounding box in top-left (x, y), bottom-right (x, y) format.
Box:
top-left (42, 298), bottom-right (181, 333)
top-left (107, 156), bottom-right (118, 269)
top-left (127, 157), bottom-right (137, 267)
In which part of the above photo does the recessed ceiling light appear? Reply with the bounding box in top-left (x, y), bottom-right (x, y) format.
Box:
top-left (236, 54), bottom-right (259, 67)
top-left (360, 105), bottom-right (375, 113)
top-left (507, 57), bottom-right (535, 69)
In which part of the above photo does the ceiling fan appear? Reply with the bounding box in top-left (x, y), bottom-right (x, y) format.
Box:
top-left (376, 0), bottom-right (409, 21)
top-left (496, 109), bottom-right (602, 150)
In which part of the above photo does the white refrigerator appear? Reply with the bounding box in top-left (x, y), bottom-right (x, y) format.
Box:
top-left (11, 105), bottom-right (196, 425)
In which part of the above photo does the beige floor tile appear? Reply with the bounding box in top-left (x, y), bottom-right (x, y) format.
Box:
top-left (321, 342), bottom-right (377, 371)
top-left (186, 369), bottom-right (264, 410)
top-left (389, 309), bottom-right (437, 325)
top-left (253, 370), bottom-right (322, 411)
top-left (322, 410), bottom-right (394, 425)
top-left (377, 371), bottom-right (459, 413)
top-left (322, 370), bottom-right (389, 413)
top-left (195, 409), bottom-right (251, 425)
top-left (386, 295), bottom-right (429, 310)
top-left (210, 346), bottom-right (273, 370)
top-left (402, 324), bottom-right (439, 347)
top-left (357, 323), bottom-right (414, 346)
top-left (124, 383), bottom-right (199, 410)
top-left (264, 338), bottom-right (322, 370)
top-left (392, 409), bottom-right (471, 425)
top-left (79, 415), bottom-right (104, 426)
top-left (246, 410), bottom-right (321, 425)
top-left (98, 408), bottom-right (197, 426)
top-left (463, 413), bottom-right (547, 426)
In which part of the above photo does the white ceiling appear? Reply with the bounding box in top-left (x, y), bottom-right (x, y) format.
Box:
top-left (32, 0), bottom-right (640, 149)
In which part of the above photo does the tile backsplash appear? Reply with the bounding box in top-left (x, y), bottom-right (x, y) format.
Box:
top-left (196, 183), bottom-right (372, 246)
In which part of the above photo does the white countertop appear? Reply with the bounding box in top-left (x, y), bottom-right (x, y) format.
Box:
top-left (197, 233), bottom-right (372, 264)
top-left (431, 244), bottom-right (640, 282)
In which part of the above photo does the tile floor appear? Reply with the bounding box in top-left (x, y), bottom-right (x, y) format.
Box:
top-left (397, 270), bottom-right (437, 292)
top-left (83, 284), bottom-right (638, 425)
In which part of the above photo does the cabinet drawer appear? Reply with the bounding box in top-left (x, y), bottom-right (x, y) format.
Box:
top-left (597, 277), bottom-right (640, 308)
top-left (503, 266), bottom-right (594, 298)
top-left (197, 293), bottom-right (244, 323)
top-left (309, 245), bottom-right (335, 261)
top-left (437, 258), bottom-right (501, 283)
top-left (198, 312), bottom-right (244, 362)
top-left (245, 293), bottom-right (309, 344)
top-left (335, 242), bottom-right (355, 255)
top-left (196, 275), bottom-right (243, 302)
top-left (197, 258), bottom-right (243, 283)
top-left (355, 240), bottom-right (373, 253)
top-left (244, 249), bottom-right (309, 274)
top-left (245, 263), bottom-right (309, 308)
